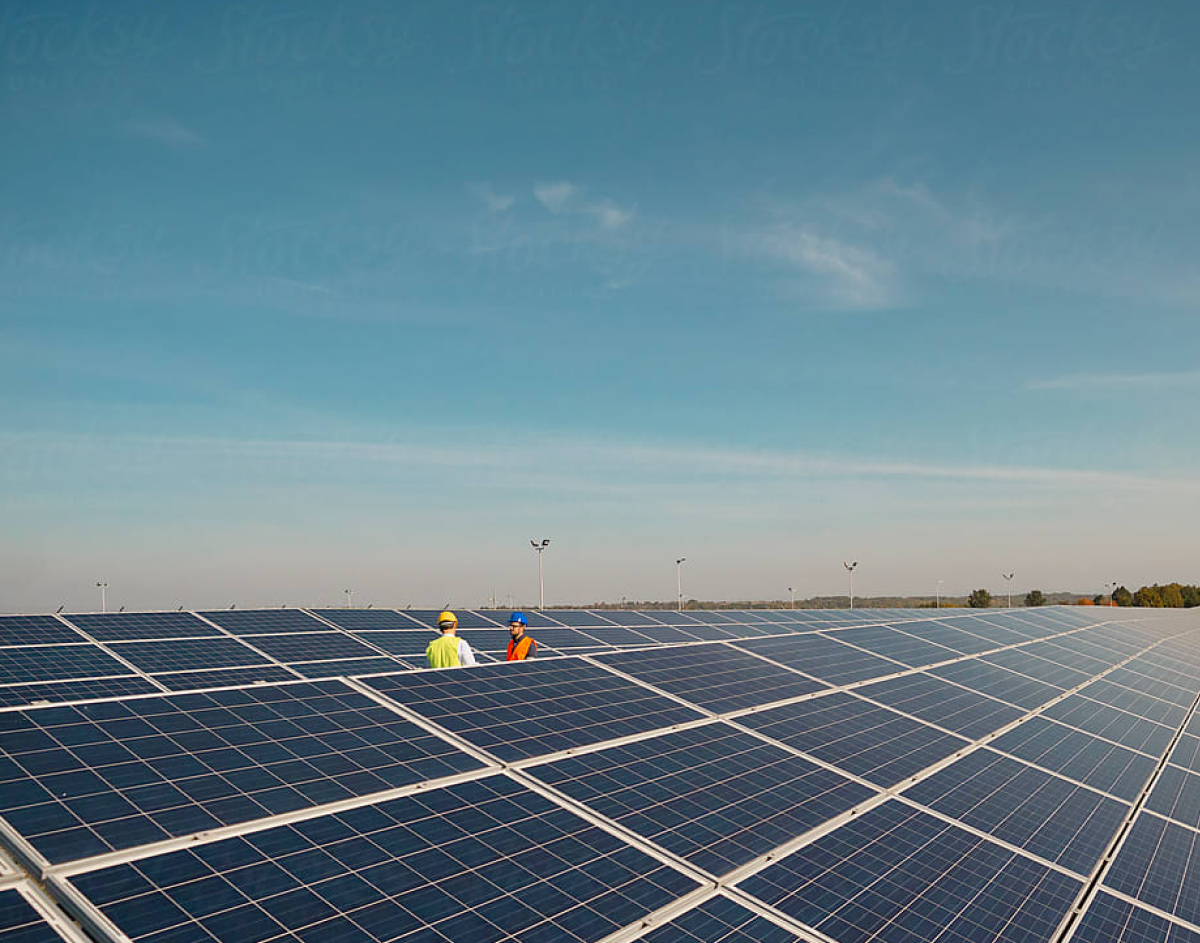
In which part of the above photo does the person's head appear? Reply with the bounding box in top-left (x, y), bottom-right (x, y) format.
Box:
top-left (437, 611), bottom-right (458, 634)
top-left (508, 611), bottom-right (528, 639)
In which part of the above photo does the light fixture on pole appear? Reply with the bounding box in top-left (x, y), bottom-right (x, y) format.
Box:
top-left (788, 586), bottom-right (795, 609)
top-left (676, 558), bottom-right (687, 612)
top-left (344, 589), bottom-right (354, 609)
top-left (1106, 582), bottom-right (1117, 607)
top-left (936, 579), bottom-right (944, 609)
top-left (531, 539), bottom-right (551, 609)
top-left (843, 561), bottom-right (858, 609)
top-left (1002, 572), bottom-right (1014, 608)
top-left (95, 582), bottom-right (108, 613)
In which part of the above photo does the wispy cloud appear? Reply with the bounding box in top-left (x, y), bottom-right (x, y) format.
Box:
top-left (746, 226), bottom-right (900, 309)
top-left (120, 118), bottom-right (204, 147)
top-left (470, 183), bottom-right (514, 213)
top-left (584, 198), bottom-right (635, 229)
top-left (533, 181), bottom-right (577, 213)
top-left (1029, 371), bottom-right (1200, 391)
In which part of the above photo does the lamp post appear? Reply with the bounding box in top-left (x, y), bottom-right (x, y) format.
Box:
top-left (1002, 572), bottom-right (1014, 608)
top-left (788, 586), bottom-right (795, 609)
top-left (1106, 582), bottom-right (1117, 607)
top-left (344, 589), bottom-right (354, 609)
top-left (95, 582), bottom-right (108, 613)
top-left (531, 539), bottom-right (551, 609)
top-left (676, 558), bottom-right (687, 612)
top-left (843, 562), bottom-right (858, 609)
top-left (936, 579), bottom-right (944, 609)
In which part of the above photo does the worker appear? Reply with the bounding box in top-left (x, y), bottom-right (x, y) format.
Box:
top-left (426, 611), bottom-right (477, 668)
top-left (506, 611), bottom-right (538, 661)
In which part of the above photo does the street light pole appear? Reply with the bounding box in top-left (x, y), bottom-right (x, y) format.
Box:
top-left (96, 582), bottom-right (108, 613)
top-left (788, 586), bottom-right (795, 609)
top-left (676, 558), bottom-right (687, 612)
top-left (1002, 572), bottom-right (1014, 608)
top-left (531, 539), bottom-right (551, 609)
top-left (843, 561), bottom-right (858, 609)
top-left (1106, 582), bottom-right (1117, 607)
top-left (936, 579), bottom-right (944, 609)
top-left (344, 589), bottom-right (354, 609)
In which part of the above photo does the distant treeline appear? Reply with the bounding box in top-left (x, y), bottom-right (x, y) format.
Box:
top-left (1110, 584), bottom-right (1200, 608)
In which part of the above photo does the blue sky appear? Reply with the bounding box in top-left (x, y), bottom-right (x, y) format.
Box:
top-left (2, 0), bottom-right (1198, 612)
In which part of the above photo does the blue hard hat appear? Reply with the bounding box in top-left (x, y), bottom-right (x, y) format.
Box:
top-left (508, 611), bottom-right (528, 626)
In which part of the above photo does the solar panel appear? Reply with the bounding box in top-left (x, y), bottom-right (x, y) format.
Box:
top-left (827, 624), bottom-right (959, 667)
top-left (532, 609), bottom-right (619, 627)
top-left (1172, 734), bottom-right (1200, 773)
top-left (527, 724), bottom-right (874, 876)
top-left (1104, 668), bottom-right (1196, 708)
top-left (287, 657), bottom-right (415, 678)
top-left (65, 775), bottom-right (699, 943)
top-left (955, 615), bottom-right (1033, 647)
top-left (151, 666), bottom-right (299, 692)
top-left (900, 748), bottom-right (1129, 875)
top-left (874, 618), bottom-right (997, 655)
top-left (575, 626), bottom-right (658, 647)
top-left (738, 692), bottom-right (971, 788)
top-left (640, 895), bottom-right (803, 943)
top-left (684, 611), bottom-right (739, 625)
top-left (360, 660), bottom-right (705, 763)
top-left (1145, 765), bottom-right (1200, 829)
top-left (592, 610), bottom-right (663, 626)
top-left (675, 624), bottom-right (739, 641)
top-left (0, 681), bottom-right (484, 865)
top-left (0, 617), bottom-right (84, 646)
top-left (1074, 891), bottom-right (1200, 943)
top-left (1104, 812), bottom-right (1200, 926)
top-left (983, 648), bottom-right (1093, 689)
top-left (1043, 695), bottom-right (1175, 755)
top-left (932, 659), bottom-right (1062, 709)
top-left (399, 610), bottom-right (502, 630)
top-left (633, 625), bottom-right (708, 644)
top-left (0, 646), bottom-right (138, 685)
top-left (306, 609), bottom-right (421, 630)
top-left (340, 630), bottom-right (433, 659)
top-left (241, 633), bottom-right (382, 663)
top-left (592, 644), bottom-right (826, 714)
top-left (61, 612), bottom-right (221, 642)
top-left (198, 610), bottom-right (330, 634)
top-left (732, 635), bottom-right (904, 687)
top-left (854, 672), bottom-right (1025, 739)
top-left (0, 885), bottom-right (76, 943)
top-left (0, 678), bottom-right (162, 710)
top-left (106, 638), bottom-right (272, 673)
top-left (736, 801), bottom-right (1082, 943)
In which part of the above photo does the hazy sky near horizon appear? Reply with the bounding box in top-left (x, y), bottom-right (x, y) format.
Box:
top-left (2, 0), bottom-right (1199, 612)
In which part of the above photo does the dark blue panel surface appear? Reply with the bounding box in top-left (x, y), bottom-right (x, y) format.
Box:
top-left (954, 615), bottom-right (1035, 647)
top-left (307, 609), bottom-right (422, 630)
top-left (983, 648), bottom-right (1092, 689)
top-left (1147, 766), bottom-right (1200, 829)
top-left (634, 625), bottom-right (708, 644)
top-left (69, 775), bottom-right (698, 943)
top-left (243, 633), bottom-right (380, 662)
top-left (286, 657), bottom-right (414, 678)
top-left (642, 896), bottom-right (802, 943)
top-left (685, 611), bottom-right (739, 624)
top-left (1080, 679), bottom-right (1189, 726)
top-left (199, 610), bottom-right (329, 635)
top-left (151, 666), bottom-right (298, 692)
top-left (594, 644), bottom-right (826, 714)
top-left (108, 638), bottom-right (271, 673)
top-left (1105, 813), bottom-right (1200, 925)
top-left (732, 635), bottom-right (902, 687)
top-left (738, 801), bottom-right (1081, 943)
top-left (901, 749), bottom-right (1128, 875)
top-left (1075, 892), bottom-right (1200, 943)
top-left (575, 626), bottom-right (657, 647)
top-left (529, 724), bottom-right (874, 876)
top-left (0, 646), bottom-right (136, 685)
top-left (0, 681), bottom-right (481, 864)
top-left (739, 693), bottom-right (969, 787)
top-left (592, 610), bottom-right (664, 626)
top-left (515, 627), bottom-right (605, 652)
top-left (878, 618), bottom-right (996, 655)
top-left (828, 625), bottom-right (959, 667)
top-left (361, 659), bottom-right (705, 762)
top-left (400, 610), bottom-right (502, 630)
top-left (990, 716), bottom-right (1155, 801)
top-left (342, 630), bottom-right (433, 658)
top-left (0, 887), bottom-right (66, 943)
top-left (62, 613), bottom-right (221, 642)
top-left (1173, 734), bottom-right (1200, 772)
top-left (856, 672), bottom-right (1024, 739)
top-left (0, 616), bottom-right (84, 646)
top-left (537, 610), bottom-right (618, 627)
top-left (1043, 696), bottom-right (1174, 756)
top-left (933, 659), bottom-right (1062, 709)
top-left (0, 677), bottom-right (161, 709)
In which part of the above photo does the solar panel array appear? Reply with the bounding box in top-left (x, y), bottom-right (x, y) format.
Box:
top-left (2, 604), bottom-right (1200, 943)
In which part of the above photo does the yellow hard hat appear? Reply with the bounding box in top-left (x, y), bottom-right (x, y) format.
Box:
top-left (437, 610), bottom-right (458, 628)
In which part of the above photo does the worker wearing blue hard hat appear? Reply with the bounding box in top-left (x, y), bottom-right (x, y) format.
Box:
top-left (506, 611), bottom-right (538, 661)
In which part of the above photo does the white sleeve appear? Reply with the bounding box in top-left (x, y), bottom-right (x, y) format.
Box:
top-left (458, 638), bottom-right (477, 667)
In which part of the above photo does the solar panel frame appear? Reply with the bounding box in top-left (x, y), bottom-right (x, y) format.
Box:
top-left (198, 610), bottom-right (331, 635)
top-left (0, 617), bottom-right (86, 647)
top-left (0, 646), bottom-right (141, 685)
top-left (854, 672), bottom-right (1026, 739)
top-left (307, 609), bottom-right (425, 630)
top-left (1073, 891), bottom-right (1200, 943)
top-left (731, 635), bottom-right (905, 687)
top-left (105, 638), bottom-right (273, 674)
top-left (60, 613), bottom-right (222, 642)
top-left (0, 678), bottom-right (164, 710)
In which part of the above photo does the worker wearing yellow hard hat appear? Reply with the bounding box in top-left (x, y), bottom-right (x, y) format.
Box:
top-left (426, 611), bottom-right (478, 669)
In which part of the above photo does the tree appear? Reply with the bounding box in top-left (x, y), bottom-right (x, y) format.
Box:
top-left (1024, 590), bottom-right (1046, 607)
top-left (1183, 585), bottom-right (1200, 608)
top-left (1113, 585), bottom-right (1133, 607)
top-left (1092, 594), bottom-right (1105, 606)
top-left (967, 588), bottom-right (992, 608)
top-left (1133, 585), bottom-right (1164, 607)
top-left (1161, 583), bottom-right (1185, 608)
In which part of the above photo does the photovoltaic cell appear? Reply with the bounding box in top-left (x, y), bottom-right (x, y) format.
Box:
top-left (633, 625), bottom-right (707, 644)
top-left (199, 610), bottom-right (330, 635)
top-left (107, 638), bottom-right (272, 673)
top-left (881, 619), bottom-right (997, 655)
top-left (1044, 696), bottom-right (1175, 756)
top-left (983, 648), bottom-right (1093, 689)
top-left (0, 678), bottom-right (162, 710)
top-left (989, 716), bottom-right (1156, 801)
top-left (900, 748), bottom-right (1129, 875)
top-left (1146, 765), bottom-right (1200, 829)
top-left (242, 633), bottom-right (381, 663)
top-left (0, 617), bottom-right (84, 646)
top-left (0, 681), bottom-right (483, 864)
top-left (1074, 891), bottom-right (1200, 943)
top-left (732, 635), bottom-right (903, 687)
top-left (593, 610), bottom-right (663, 626)
top-left (62, 612), bottom-right (221, 642)
top-left (641, 895), bottom-right (803, 943)
top-left (67, 775), bottom-right (699, 943)
top-left (0, 646), bottom-right (136, 685)
top-left (737, 801), bottom-right (1082, 943)
top-left (536, 610), bottom-right (618, 627)
top-left (0, 886), bottom-right (69, 943)
top-left (528, 724), bottom-right (874, 875)
top-left (738, 693), bottom-right (970, 787)
top-left (828, 625), bottom-right (959, 667)
top-left (1173, 734), bottom-right (1200, 773)
top-left (284, 657), bottom-right (415, 678)
top-left (306, 609), bottom-right (421, 630)
top-left (575, 626), bottom-right (657, 647)
top-left (341, 631), bottom-right (433, 659)
top-left (593, 644), bottom-right (826, 714)
top-left (685, 611), bottom-right (739, 624)
top-left (361, 659), bottom-right (705, 763)
top-left (933, 659), bottom-right (1062, 709)
top-left (1079, 679), bottom-right (1188, 726)
top-left (676, 624), bottom-right (739, 641)
top-left (855, 672), bottom-right (1024, 739)
top-left (151, 666), bottom-right (298, 692)
top-left (954, 616), bottom-right (1033, 647)
top-left (400, 610), bottom-right (502, 630)
top-left (1105, 813), bottom-right (1200, 926)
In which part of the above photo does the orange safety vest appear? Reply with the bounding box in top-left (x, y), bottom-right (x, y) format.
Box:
top-left (506, 634), bottom-right (537, 661)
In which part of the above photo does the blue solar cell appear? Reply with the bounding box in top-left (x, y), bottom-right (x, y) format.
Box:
top-left (877, 618), bottom-right (997, 655)
top-left (827, 625), bottom-right (959, 667)
top-left (1078, 680), bottom-right (1189, 726)
top-left (0, 646), bottom-right (136, 684)
top-left (731, 635), bottom-right (903, 687)
top-left (591, 610), bottom-right (662, 626)
top-left (983, 648), bottom-right (1093, 689)
top-left (932, 659), bottom-right (1061, 709)
top-left (738, 693), bottom-right (970, 788)
top-left (536, 610), bottom-right (618, 627)
top-left (68, 775), bottom-right (699, 943)
top-left (1146, 766), bottom-right (1200, 829)
top-left (0, 616), bottom-right (85, 646)
top-left (529, 724), bottom-right (874, 876)
top-left (108, 638), bottom-right (272, 673)
top-left (199, 610), bottom-right (329, 634)
top-left (308, 609), bottom-right (423, 630)
top-left (855, 672), bottom-right (1025, 739)
top-left (396, 610), bottom-right (502, 630)
top-left (0, 677), bottom-right (161, 709)
top-left (677, 624), bottom-right (740, 641)
top-left (62, 613), bottom-right (221, 641)
top-left (685, 611), bottom-right (740, 625)
top-left (737, 801), bottom-right (1082, 943)
top-left (341, 630), bottom-right (432, 658)
top-left (593, 644), bottom-right (826, 714)
top-left (1044, 696), bottom-right (1174, 755)
top-left (152, 666), bottom-right (299, 692)
top-left (1075, 892), bottom-right (1200, 943)
top-left (361, 659), bottom-right (705, 763)
top-left (573, 626), bottom-right (656, 647)
top-left (242, 633), bottom-right (380, 663)
top-left (285, 657), bottom-right (414, 678)
top-left (641, 895), bottom-right (802, 943)
top-left (901, 748), bottom-right (1128, 875)
top-left (0, 681), bottom-right (482, 864)
top-left (651, 611), bottom-right (706, 625)
top-left (1105, 813), bottom-right (1200, 925)
top-left (516, 627), bottom-right (605, 652)
top-left (634, 625), bottom-right (707, 644)
top-left (989, 716), bottom-right (1155, 801)
top-left (954, 615), bottom-right (1033, 647)
top-left (0, 886), bottom-right (68, 943)
top-left (1172, 734), bottom-right (1200, 772)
